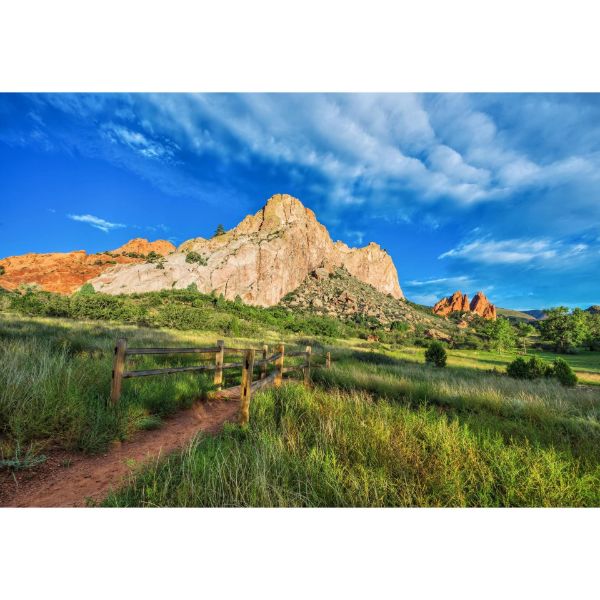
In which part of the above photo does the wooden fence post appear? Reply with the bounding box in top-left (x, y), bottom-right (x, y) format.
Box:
top-left (275, 343), bottom-right (285, 387)
top-left (214, 339), bottom-right (225, 390)
top-left (304, 345), bottom-right (312, 386)
top-left (239, 349), bottom-right (255, 425)
top-left (326, 351), bottom-right (331, 369)
top-left (261, 344), bottom-right (268, 379)
top-left (110, 338), bottom-right (127, 406)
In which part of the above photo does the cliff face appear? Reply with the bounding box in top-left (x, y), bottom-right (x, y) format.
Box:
top-left (90, 194), bottom-right (404, 306)
top-left (433, 290), bottom-right (497, 320)
top-left (0, 239), bottom-right (175, 294)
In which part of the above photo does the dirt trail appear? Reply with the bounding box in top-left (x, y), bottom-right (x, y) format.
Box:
top-left (0, 397), bottom-right (240, 508)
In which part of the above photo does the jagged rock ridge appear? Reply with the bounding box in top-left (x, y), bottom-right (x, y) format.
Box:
top-left (90, 194), bottom-right (404, 306)
top-left (433, 290), bottom-right (497, 320)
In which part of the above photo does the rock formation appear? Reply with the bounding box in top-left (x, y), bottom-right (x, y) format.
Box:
top-left (433, 291), bottom-right (470, 316)
top-left (433, 289), bottom-right (497, 320)
top-left (469, 291), bottom-right (497, 320)
top-left (90, 194), bottom-right (404, 306)
top-left (0, 239), bottom-right (175, 294)
top-left (280, 267), bottom-right (455, 336)
top-left (113, 238), bottom-right (176, 256)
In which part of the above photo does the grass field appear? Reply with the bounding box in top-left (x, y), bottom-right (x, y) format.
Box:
top-left (2, 311), bottom-right (599, 506)
top-left (392, 346), bottom-right (600, 386)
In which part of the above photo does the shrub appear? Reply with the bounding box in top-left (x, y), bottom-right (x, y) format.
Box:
top-left (425, 341), bottom-right (447, 368)
top-left (145, 251), bottom-right (162, 263)
top-left (507, 356), bottom-right (553, 380)
top-left (78, 283), bottom-right (96, 295)
top-left (213, 224), bottom-right (226, 237)
top-left (185, 251), bottom-right (207, 266)
top-left (0, 265), bottom-right (5, 276)
top-left (553, 358), bottom-right (578, 387)
top-left (186, 283), bottom-right (199, 293)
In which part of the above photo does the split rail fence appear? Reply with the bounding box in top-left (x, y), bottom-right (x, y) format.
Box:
top-left (110, 339), bottom-right (333, 424)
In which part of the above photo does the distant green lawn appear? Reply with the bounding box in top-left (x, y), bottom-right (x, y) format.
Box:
top-left (392, 346), bottom-right (600, 386)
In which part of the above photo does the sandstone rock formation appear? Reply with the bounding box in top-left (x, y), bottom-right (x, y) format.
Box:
top-left (113, 238), bottom-right (176, 256)
top-left (433, 291), bottom-right (470, 316)
top-left (0, 239), bottom-right (175, 294)
top-left (433, 289), bottom-right (497, 320)
top-left (469, 291), bottom-right (497, 320)
top-left (90, 194), bottom-right (404, 306)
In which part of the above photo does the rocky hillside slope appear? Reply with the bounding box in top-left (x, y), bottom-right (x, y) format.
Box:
top-left (280, 267), bottom-right (455, 337)
top-left (0, 238), bottom-right (175, 294)
top-left (433, 290), bottom-right (497, 320)
top-left (90, 194), bottom-right (403, 306)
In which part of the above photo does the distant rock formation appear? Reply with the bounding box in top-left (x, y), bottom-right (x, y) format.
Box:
top-left (113, 238), bottom-right (176, 256)
top-left (90, 194), bottom-right (404, 306)
top-left (433, 290), bottom-right (497, 320)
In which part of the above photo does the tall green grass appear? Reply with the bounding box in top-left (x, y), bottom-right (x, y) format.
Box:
top-left (104, 383), bottom-right (600, 507)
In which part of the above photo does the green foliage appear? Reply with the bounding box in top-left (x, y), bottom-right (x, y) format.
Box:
top-left (186, 282), bottom-right (199, 293)
top-left (425, 341), bottom-right (447, 367)
top-left (0, 265), bottom-right (5, 276)
top-left (553, 358), bottom-right (578, 387)
top-left (482, 317), bottom-right (517, 351)
top-left (104, 376), bottom-right (600, 507)
top-left (213, 224), bottom-right (226, 237)
top-left (185, 251), bottom-right (207, 265)
top-left (145, 251), bottom-right (162, 263)
top-left (78, 283), bottom-right (96, 295)
top-left (507, 356), bottom-right (553, 380)
top-left (540, 306), bottom-right (590, 353)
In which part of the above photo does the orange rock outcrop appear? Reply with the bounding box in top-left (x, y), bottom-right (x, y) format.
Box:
top-left (0, 239), bottom-right (175, 294)
top-left (433, 290), bottom-right (497, 320)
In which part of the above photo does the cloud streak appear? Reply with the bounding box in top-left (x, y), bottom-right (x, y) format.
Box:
top-left (68, 214), bottom-right (125, 233)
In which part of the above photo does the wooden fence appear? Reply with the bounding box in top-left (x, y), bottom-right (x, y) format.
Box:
top-left (110, 339), bottom-right (332, 424)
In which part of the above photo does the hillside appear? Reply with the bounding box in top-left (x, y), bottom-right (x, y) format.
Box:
top-left (279, 267), bottom-right (456, 337)
top-left (90, 194), bottom-right (403, 305)
top-left (496, 307), bottom-right (538, 322)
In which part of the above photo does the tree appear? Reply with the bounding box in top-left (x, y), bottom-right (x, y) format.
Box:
top-left (213, 224), bottom-right (226, 237)
top-left (539, 306), bottom-right (589, 353)
top-left (483, 318), bottom-right (516, 351)
top-left (0, 265), bottom-right (5, 276)
top-left (425, 341), bottom-right (447, 368)
top-left (515, 321), bottom-right (536, 353)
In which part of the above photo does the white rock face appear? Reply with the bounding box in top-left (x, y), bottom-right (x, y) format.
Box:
top-left (90, 194), bottom-right (404, 305)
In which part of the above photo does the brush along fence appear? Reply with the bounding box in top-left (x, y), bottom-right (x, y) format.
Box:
top-left (110, 339), bottom-right (332, 424)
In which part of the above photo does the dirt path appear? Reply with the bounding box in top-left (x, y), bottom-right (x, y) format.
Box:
top-left (0, 397), bottom-right (240, 508)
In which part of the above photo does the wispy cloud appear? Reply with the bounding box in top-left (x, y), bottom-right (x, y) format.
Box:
top-left (406, 275), bottom-right (472, 287)
top-left (439, 237), bottom-right (588, 266)
top-left (68, 214), bottom-right (125, 233)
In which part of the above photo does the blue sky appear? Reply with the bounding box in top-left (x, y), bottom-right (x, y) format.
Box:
top-left (1, 93), bottom-right (599, 310)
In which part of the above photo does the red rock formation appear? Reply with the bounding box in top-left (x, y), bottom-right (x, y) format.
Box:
top-left (470, 291), bottom-right (497, 320)
top-left (433, 289), bottom-right (497, 320)
top-left (114, 238), bottom-right (175, 256)
top-left (0, 238), bottom-right (175, 295)
top-left (433, 291), bottom-right (470, 316)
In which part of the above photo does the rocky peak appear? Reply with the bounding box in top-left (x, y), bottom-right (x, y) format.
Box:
top-left (100, 194), bottom-right (403, 306)
top-left (433, 289), bottom-right (496, 320)
top-left (470, 291), bottom-right (497, 320)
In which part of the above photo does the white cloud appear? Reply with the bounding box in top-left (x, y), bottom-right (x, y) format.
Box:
top-left (439, 238), bottom-right (588, 265)
top-left (406, 275), bottom-right (472, 287)
top-left (102, 123), bottom-right (178, 161)
top-left (68, 214), bottom-right (125, 233)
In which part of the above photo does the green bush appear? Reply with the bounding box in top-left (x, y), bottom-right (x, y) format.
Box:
top-left (507, 356), bottom-right (553, 380)
top-left (425, 341), bottom-right (447, 367)
top-left (78, 283), bottom-right (96, 295)
top-left (553, 358), bottom-right (578, 387)
top-left (0, 265), bottom-right (5, 276)
top-left (185, 251), bottom-right (207, 266)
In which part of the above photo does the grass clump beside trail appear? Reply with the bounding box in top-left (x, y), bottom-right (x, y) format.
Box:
top-left (104, 382), bottom-right (600, 508)
top-left (0, 315), bottom-right (219, 456)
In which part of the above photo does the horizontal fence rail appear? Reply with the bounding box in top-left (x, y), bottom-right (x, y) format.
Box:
top-left (110, 339), bottom-right (333, 424)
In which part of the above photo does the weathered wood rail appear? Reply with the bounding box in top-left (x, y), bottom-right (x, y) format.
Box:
top-left (110, 339), bottom-right (332, 424)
